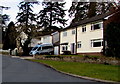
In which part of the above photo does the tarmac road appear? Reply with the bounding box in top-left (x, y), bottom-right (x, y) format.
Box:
top-left (2, 55), bottom-right (104, 83)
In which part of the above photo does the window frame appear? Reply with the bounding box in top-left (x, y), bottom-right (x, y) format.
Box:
top-left (82, 25), bottom-right (86, 32)
top-left (63, 31), bottom-right (67, 37)
top-left (72, 29), bottom-right (75, 35)
top-left (91, 39), bottom-right (103, 48)
top-left (77, 41), bottom-right (81, 48)
top-left (91, 22), bottom-right (103, 31)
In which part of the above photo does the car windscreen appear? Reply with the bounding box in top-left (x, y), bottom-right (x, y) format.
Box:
top-left (32, 47), bottom-right (38, 50)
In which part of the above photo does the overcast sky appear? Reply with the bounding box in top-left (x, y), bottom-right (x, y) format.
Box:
top-left (0, 0), bottom-right (72, 26)
top-left (0, 0), bottom-right (118, 26)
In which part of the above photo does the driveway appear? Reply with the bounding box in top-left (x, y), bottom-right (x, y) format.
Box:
top-left (2, 55), bottom-right (103, 83)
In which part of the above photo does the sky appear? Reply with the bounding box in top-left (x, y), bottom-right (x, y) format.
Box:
top-left (0, 0), bottom-right (119, 26)
top-left (0, 0), bottom-right (72, 26)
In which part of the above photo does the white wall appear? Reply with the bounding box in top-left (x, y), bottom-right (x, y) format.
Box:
top-left (60, 20), bottom-right (104, 54)
top-left (41, 35), bottom-right (52, 44)
top-left (60, 28), bottom-right (76, 54)
top-left (29, 38), bottom-right (41, 47)
top-left (77, 21), bottom-right (103, 53)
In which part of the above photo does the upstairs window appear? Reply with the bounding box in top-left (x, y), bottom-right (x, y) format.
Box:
top-left (91, 22), bottom-right (103, 30)
top-left (72, 29), bottom-right (75, 35)
top-left (63, 31), bottom-right (67, 37)
top-left (82, 26), bottom-right (86, 32)
top-left (91, 39), bottom-right (103, 47)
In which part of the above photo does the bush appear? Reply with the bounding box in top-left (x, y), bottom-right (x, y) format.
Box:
top-left (105, 22), bottom-right (120, 58)
top-left (62, 51), bottom-right (71, 55)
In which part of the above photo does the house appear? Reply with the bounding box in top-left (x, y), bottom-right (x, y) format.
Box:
top-left (60, 12), bottom-right (114, 55)
top-left (60, 27), bottom-right (76, 54)
top-left (33, 31), bottom-right (60, 55)
top-left (28, 37), bottom-right (41, 48)
top-left (40, 34), bottom-right (52, 44)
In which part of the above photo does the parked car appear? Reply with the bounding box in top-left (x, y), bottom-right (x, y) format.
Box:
top-left (29, 43), bottom-right (54, 55)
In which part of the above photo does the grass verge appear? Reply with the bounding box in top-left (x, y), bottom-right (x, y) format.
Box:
top-left (29, 59), bottom-right (120, 82)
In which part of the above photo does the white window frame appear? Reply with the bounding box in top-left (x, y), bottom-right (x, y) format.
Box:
top-left (91, 22), bottom-right (103, 30)
top-left (91, 39), bottom-right (103, 47)
top-left (82, 25), bottom-right (86, 32)
top-left (72, 29), bottom-right (75, 35)
top-left (62, 45), bottom-right (68, 51)
top-left (77, 41), bottom-right (81, 48)
top-left (63, 31), bottom-right (67, 37)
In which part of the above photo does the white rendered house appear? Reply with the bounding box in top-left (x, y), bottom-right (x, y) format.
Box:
top-left (60, 13), bottom-right (111, 55)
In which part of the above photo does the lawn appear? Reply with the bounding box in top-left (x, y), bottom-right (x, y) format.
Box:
top-left (29, 59), bottom-right (120, 82)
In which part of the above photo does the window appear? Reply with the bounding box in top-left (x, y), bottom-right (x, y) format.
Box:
top-left (72, 29), bottom-right (75, 34)
top-left (63, 31), bottom-right (67, 37)
top-left (62, 45), bottom-right (68, 51)
top-left (43, 37), bottom-right (47, 40)
top-left (32, 47), bottom-right (38, 50)
top-left (42, 46), bottom-right (53, 50)
top-left (82, 26), bottom-right (86, 32)
top-left (91, 22), bottom-right (103, 30)
top-left (77, 41), bottom-right (81, 48)
top-left (37, 47), bottom-right (41, 51)
top-left (91, 39), bottom-right (103, 47)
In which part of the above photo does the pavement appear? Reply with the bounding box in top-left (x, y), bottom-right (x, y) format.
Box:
top-left (2, 55), bottom-right (105, 83)
top-left (11, 56), bottom-right (35, 59)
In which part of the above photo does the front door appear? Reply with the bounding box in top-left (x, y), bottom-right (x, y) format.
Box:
top-left (71, 43), bottom-right (76, 54)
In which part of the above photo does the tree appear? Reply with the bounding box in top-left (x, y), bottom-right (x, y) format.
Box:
top-left (68, 2), bottom-right (114, 25)
top-left (96, 2), bottom-right (114, 15)
top-left (37, 2), bottom-right (67, 32)
top-left (3, 21), bottom-right (18, 50)
top-left (68, 2), bottom-right (89, 24)
top-left (16, 1), bottom-right (38, 55)
top-left (1, 14), bottom-right (10, 44)
top-left (87, 2), bottom-right (97, 18)
top-left (105, 22), bottom-right (120, 58)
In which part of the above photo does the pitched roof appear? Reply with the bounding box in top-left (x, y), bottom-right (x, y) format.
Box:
top-left (62, 12), bottom-right (112, 31)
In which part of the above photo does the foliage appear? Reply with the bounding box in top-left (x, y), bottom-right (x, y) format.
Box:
top-left (105, 22), bottom-right (120, 58)
top-left (87, 2), bottom-right (97, 18)
top-left (3, 21), bottom-right (18, 50)
top-left (68, 2), bottom-right (89, 24)
top-left (68, 2), bottom-right (114, 25)
top-left (37, 2), bottom-right (67, 31)
top-left (1, 14), bottom-right (10, 43)
top-left (16, 1), bottom-right (39, 55)
top-left (30, 59), bottom-right (120, 82)
top-left (16, 1), bottom-right (38, 34)
top-left (1, 14), bottom-right (9, 24)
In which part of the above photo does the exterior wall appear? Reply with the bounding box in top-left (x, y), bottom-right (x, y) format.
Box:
top-left (77, 21), bottom-right (103, 54)
top-left (28, 38), bottom-right (41, 47)
top-left (41, 35), bottom-right (52, 44)
top-left (60, 28), bottom-right (76, 54)
top-left (52, 32), bottom-right (59, 44)
top-left (52, 32), bottom-right (60, 55)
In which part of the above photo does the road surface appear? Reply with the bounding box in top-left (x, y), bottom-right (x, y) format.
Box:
top-left (2, 55), bottom-right (103, 83)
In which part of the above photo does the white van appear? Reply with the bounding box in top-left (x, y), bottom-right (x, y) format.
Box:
top-left (29, 43), bottom-right (54, 55)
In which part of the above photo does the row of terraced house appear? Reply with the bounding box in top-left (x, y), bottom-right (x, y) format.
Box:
top-left (29, 8), bottom-right (120, 56)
